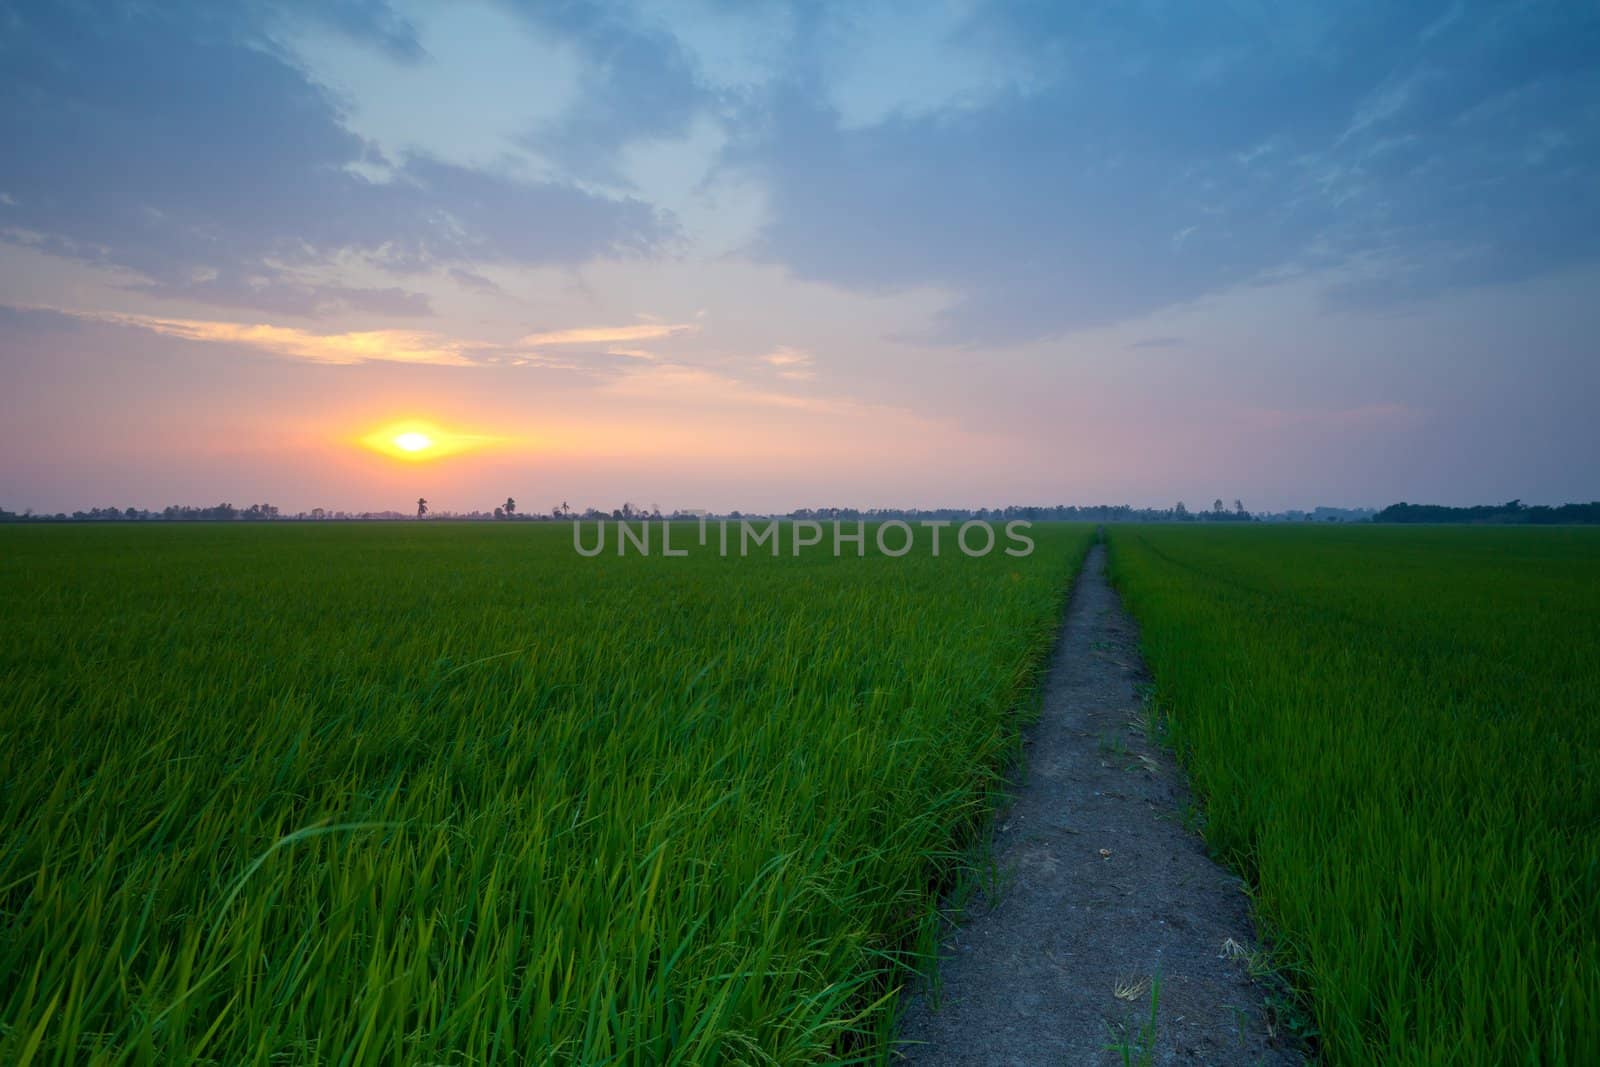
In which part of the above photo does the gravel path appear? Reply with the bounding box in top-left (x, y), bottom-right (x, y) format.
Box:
top-left (896, 541), bottom-right (1300, 1065)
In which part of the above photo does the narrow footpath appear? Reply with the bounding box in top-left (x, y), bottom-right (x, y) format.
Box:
top-left (896, 542), bottom-right (1300, 1065)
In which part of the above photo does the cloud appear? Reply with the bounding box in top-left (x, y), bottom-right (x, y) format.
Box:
top-left (6, 0), bottom-right (1598, 352)
top-left (601, 361), bottom-right (902, 421)
top-left (505, 1), bottom-right (710, 186)
top-left (761, 345), bottom-right (815, 379)
top-left (0, 4), bottom-right (672, 317)
top-left (126, 276), bottom-right (434, 318)
top-left (520, 322), bottom-right (698, 346)
top-left (55, 309), bottom-right (485, 367)
top-left (733, 1), bottom-right (1600, 343)
top-left (31, 304), bottom-right (707, 374)
top-left (761, 346), bottom-right (810, 367)
top-left (265, 0), bottom-right (426, 63)
top-left (814, 2), bottom-right (1053, 130)
top-left (447, 268), bottom-right (502, 296)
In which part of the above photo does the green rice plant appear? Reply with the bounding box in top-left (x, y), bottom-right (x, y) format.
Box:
top-left (1104, 969), bottom-right (1160, 1067)
top-left (0, 521), bottom-right (1092, 1064)
top-left (1108, 524), bottom-right (1600, 1065)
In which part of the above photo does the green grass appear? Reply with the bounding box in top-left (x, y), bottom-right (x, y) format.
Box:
top-left (1107, 524), bottom-right (1600, 1064)
top-left (0, 521), bottom-right (1092, 1064)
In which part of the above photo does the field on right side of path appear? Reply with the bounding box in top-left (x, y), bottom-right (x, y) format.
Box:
top-left (1107, 525), bottom-right (1599, 1065)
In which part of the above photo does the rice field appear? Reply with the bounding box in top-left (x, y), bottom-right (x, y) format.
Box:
top-left (7, 520), bottom-right (1596, 1064)
top-left (0, 521), bottom-right (1093, 1065)
top-left (1108, 525), bottom-right (1600, 1065)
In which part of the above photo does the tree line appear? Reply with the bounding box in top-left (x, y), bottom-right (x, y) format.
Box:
top-left (8, 497), bottom-right (1597, 525)
top-left (1373, 500), bottom-right (1600, 524)
top-left (1, 499), bottom-right (1261, 523)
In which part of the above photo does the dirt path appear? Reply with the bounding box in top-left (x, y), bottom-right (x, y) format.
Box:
top-left (896, 542), bottom-right (1299, 1065)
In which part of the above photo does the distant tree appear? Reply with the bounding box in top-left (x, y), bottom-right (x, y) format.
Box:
top-left (494, 506), bottom-right (504, 519)
top-left (1213, 498), bottom-right (1226, 515)
top-left (1174, 501), bottom-right (1189, 520)
top-left (417, 497), bottom-right (428, 518)
top-left (1234, 499), bottom-right (1246, 517)
top-left (504, 497), bottom-right (516, 517)
top-left (1373, 499), bottom-right (1600, 525)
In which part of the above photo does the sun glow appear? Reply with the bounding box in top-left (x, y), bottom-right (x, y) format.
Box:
top-left (393, 431), bottom-right (433, 453)
top-left (359, 421), bottom-right (502, 461)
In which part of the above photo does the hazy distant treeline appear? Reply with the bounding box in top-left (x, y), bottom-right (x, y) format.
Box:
top-left (9, 499), bottom-right (1597, 525)
top-left (1, 501), bottom-right (1261, 523)
top-left (1374, 500), bottom-right (1600, 524)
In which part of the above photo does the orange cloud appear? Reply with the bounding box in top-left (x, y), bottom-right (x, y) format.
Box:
top-left (518, 322), bottom-right (697, 346)
top-left (51, 306), bottom-right (707, 370)
top-left (66, 310), bottom-right (485, 366)
top-left (761, 346), bottom-right (811, 367)
top-left (761, 346), bottom-right (815, 380)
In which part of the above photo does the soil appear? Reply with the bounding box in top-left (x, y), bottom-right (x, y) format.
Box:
top-left (895, 542), bottom-right (1302, 1065)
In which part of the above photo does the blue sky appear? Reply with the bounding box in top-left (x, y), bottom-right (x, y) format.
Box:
top-left (2, 0), bottom-right (1597, 513)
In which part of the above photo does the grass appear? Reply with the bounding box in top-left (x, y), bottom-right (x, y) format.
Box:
top-left (0, 521), bottom-right (1093, 1064)
top-left (1107, 524), bottom-right (1600, 1064)
top-left (1104, 969), bottom-right (1160, 1067)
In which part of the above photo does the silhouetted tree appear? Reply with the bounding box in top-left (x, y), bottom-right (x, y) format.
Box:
top-left (504, 497), bottom-right (516, 518)
top-left (417, 497), bottom-right (428, 518)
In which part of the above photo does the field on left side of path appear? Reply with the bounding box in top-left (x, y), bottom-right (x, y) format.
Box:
top-left (0, 521), bottom-right (1091, 1066)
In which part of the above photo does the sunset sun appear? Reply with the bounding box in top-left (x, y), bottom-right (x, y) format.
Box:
top-left (358, 421), bottom-right (503, 462)
top-left (393, 431), bottom-right (433, 453)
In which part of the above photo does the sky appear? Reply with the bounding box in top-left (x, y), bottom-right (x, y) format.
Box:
top-left (2, 0), bottom-right (1597, 516)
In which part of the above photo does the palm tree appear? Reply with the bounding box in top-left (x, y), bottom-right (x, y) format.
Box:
top-left (504, 497), bottom-right (516, 518)
top-left (417, 497), bottom-right (428, 518)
